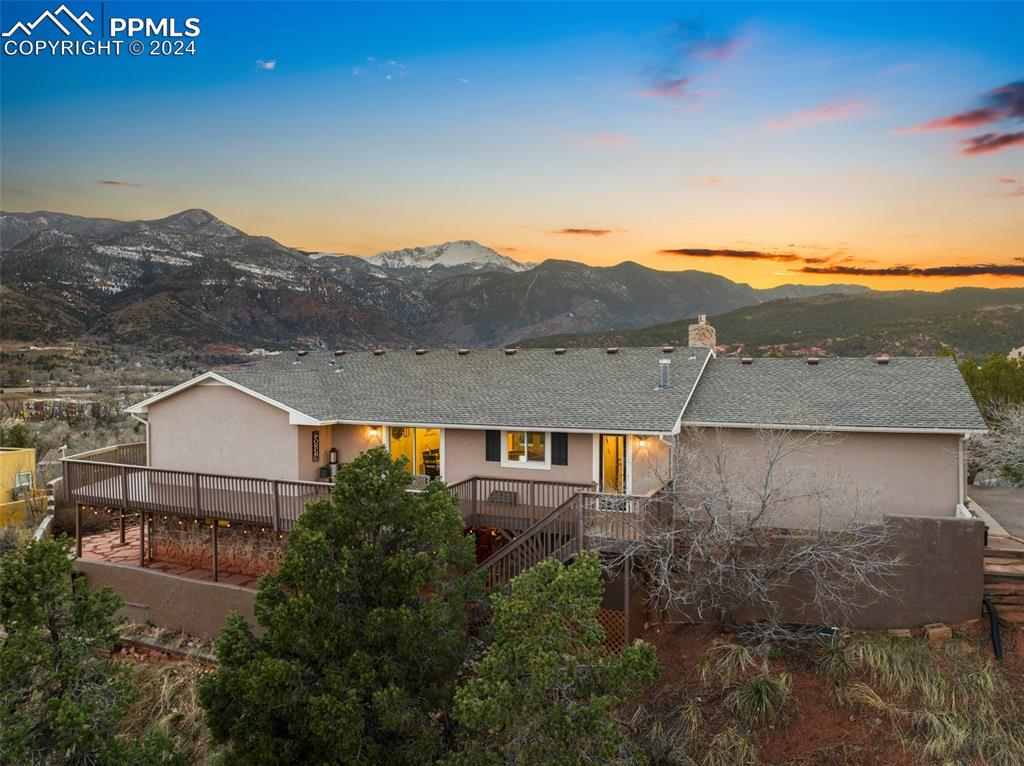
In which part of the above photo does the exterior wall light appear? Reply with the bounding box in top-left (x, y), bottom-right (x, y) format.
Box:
top-left (328, 447), bottom-right (339, 465)
top-left (368, 426), bottom-right (379, 439)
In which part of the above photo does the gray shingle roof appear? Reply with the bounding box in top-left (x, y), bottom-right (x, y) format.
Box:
top-left (217, 347), bottom-right (710, 433)
top-left (681, 356), bottom-right (986, 432)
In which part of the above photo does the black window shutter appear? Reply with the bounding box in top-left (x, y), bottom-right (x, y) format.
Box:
top-left (485, 430), bottom-right (501, 462)
top-left (551, 432), bottom-right (569, 466)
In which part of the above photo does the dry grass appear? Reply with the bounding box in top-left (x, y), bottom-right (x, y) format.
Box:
top-left (120, 659), bottom-right (220, 764)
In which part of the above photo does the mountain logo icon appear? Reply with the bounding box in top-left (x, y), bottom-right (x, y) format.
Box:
top-left (2, 4), bottom-right (94, 38)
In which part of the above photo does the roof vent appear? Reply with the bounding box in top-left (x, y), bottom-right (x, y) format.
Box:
top-left (876, 355), bottom-right (891, 365)
top-left (415, 348), bottom-right (428, 355)
top-left (457, 348), bottom-right (470, 356)
top-left (334, 350), bottom-right (346, 357)
top-left (807, 357), bottom-right (820, 366)
top-left (741, 357), bottom-right (753, 365)
top-left (296, 350), bottom-right (309, 358)
top-left (373, 348), bottom-right (386, 356)
top-left (662, 345), bottom-right (675, 353)
top-left (504, 348), bottom-right (517, 356)
top-left (554, 348), bottom-right (566, 355)
top-left (606, 347), bottom-right (619, 355)
top-left (658, 358), bottom-right (671, 389)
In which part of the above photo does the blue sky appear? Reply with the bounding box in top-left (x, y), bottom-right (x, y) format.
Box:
top-left (2, 1), bottom-right (1022, 289)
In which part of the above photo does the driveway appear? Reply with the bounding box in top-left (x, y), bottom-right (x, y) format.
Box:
top-left (968, 486), bottom-right (1024, 539)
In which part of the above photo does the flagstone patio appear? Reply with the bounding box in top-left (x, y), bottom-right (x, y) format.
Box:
top-left (80, 527), bottom-right (261, 588)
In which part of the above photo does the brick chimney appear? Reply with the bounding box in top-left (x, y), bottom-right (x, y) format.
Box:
top-left (688, 314), bottom-right (717, 349)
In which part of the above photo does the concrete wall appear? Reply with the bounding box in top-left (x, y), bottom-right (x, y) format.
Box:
top-left (73, 558), bottom-right (257, 639)
top-left (443, 429), bottom-right (595, 485)
top-left (148, 383), bottom-right (301, 480)
top-left (676, 429), bottom-right (962, 527)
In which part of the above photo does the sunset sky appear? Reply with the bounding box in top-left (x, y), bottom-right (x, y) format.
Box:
top-left (1, 1), bottom-right (1022, 290)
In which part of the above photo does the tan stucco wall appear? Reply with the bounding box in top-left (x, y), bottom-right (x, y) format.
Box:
top-left (442, 429), bottom-right (596, 485)
top-left (331, 424), bottom-right (386, 465)
top-left (630, 435), bottom-right (671, 496)
top-left (676, 428), bottom-right (962, 527)
top-left (147, 383), bottom-right (301, 480)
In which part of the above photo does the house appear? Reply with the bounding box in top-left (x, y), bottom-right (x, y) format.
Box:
top-left (0, 446), bottom-right (43, 526)
top-left (62, 318), bottom-right (989, 638)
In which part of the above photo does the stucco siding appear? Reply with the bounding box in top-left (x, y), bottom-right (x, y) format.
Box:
top-left (147, 383), bottom-right (300, 479)
top-left (630, 435), bottom-right (671, 496)
top-left (442, 429), bottom-right (595, 485)
top-left (332, 424), bottom-right (386, 465)
top-left (677, 428), bottom-right (962, 527)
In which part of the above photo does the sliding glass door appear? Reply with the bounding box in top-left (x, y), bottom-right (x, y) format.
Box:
top-left (388, 427), bottom-right (441, 479)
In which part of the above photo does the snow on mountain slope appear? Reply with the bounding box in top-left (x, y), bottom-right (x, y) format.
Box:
top-left (368, 240), bottom-right (529, 273)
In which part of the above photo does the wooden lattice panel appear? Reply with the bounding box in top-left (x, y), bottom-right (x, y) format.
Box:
top-left (598, 608), bottom-right (627, 653)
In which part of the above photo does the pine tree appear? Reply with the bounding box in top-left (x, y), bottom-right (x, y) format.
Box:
top-left (199, 447), bottom-right (482, 765)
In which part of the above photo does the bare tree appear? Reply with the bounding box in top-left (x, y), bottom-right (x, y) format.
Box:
top-left (967, 404), bottom-right (1024, 486)
top-left (590, 427), bottom-right (902, 643)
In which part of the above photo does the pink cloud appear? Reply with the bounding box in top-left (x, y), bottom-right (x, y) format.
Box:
top-left (701, 177), bottom-right (727, 186)
top-left (583, 132), bottom-right (632, 148)
top-left (637, 76), bottom-right (693, 101)
top-left (960, 131), bottom-right (1024, 156)
top-left (690, 35), bottom-right (750, 62)
top-left (766, 100), bottom-right (870, 131)
top-left (898, 108), bottom-right (1003, 133)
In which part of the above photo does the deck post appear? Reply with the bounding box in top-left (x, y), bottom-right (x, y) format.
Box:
top-left (272, 480), bottom-right (280, 532)
top-left (212, 521), bottom-right (219, 582)
top-left (119, 465), bottom-right (128, 545)
top-left (623, 555), bottom-right (632, 645)
top-left (75, 504), bottom-right (82, 558)
top-left (138, 510), bottom-right (145, 568)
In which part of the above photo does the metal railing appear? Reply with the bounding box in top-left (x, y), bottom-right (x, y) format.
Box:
top-left (448, 475), bottom-right (596, 532)
top-left (62, 458), bottom-right (332, 532)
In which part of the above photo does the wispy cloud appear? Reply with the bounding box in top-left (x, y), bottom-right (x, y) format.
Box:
top-left (960, 131), bottom-right (1024, 156)
top-left (638, 76), bottom-right (693, 101)
top-left (765, 99), bottom-right (870, 131)
top-left (96, 179), bottom-right (142, 187)
top-left (700, 177), bottom-right (727, 186)
top-left (657, 247), bottom-right (825, 264)
top-left (800, 263), bottom-right (1024, 277)
top-left (551, 228), bottom-right (613, 237)
top-left (638, 22), bottom-right (746, 106)
top-left (255, 59), bottom-right (276, 71)
top-left (899, 81), bottom-right (1024, 133)
top-left (582, 132), bottom-right (632, 148)
top-left (997, 177), bottom-right (1019, 184)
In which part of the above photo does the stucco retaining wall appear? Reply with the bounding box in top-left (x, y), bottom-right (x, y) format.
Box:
top-left (73, 558), bottom-right (257, 639)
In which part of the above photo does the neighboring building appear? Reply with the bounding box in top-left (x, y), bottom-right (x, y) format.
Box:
top-left (1009, 345), bottom-right (1024, 361)
top-left (0, 446), bottom-right (42, 526)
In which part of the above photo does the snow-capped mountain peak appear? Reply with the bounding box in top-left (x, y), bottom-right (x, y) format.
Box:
top-left (367, 240), bottom-right (529, 273)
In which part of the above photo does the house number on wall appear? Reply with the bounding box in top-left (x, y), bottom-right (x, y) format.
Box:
top-left (312, 430), bottom-right (320, 462)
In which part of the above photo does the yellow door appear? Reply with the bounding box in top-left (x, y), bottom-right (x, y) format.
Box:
top-left (600, 434), bottom-right (626, 494)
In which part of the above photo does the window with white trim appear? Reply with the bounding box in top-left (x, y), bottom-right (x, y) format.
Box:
top-left (501, 430), bottom-right (550, 469)
top-left (14, 472), bottom-right (32, 489)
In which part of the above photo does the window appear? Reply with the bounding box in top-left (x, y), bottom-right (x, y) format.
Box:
top-left (502, 430), bottom-right (549, 469)
top-left (14, 472), bottom-right (32, 489)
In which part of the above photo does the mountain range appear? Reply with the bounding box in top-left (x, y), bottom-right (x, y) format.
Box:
top-left (522, 288), bottom-right (1024, 359)
top-left (0, 208), bottom-right (872, 351)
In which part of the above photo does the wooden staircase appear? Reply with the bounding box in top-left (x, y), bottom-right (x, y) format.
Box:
top-left (475, 493), bottom-right (584, 590)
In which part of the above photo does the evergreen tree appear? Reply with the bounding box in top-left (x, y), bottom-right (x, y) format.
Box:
top-left (448, 551), bottom-right (659, 766)
top-left (199, 447), bottom-right (482, 765)
top-left (0, 537), bottom-right (181, 765)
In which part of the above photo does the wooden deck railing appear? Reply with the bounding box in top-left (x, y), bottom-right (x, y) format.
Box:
top-left (70, 442), bottom-right (148, 466)
top-left (448, 475), bottom-right (596, 532)
top-left (62, 458), bottom-right (332, 532)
